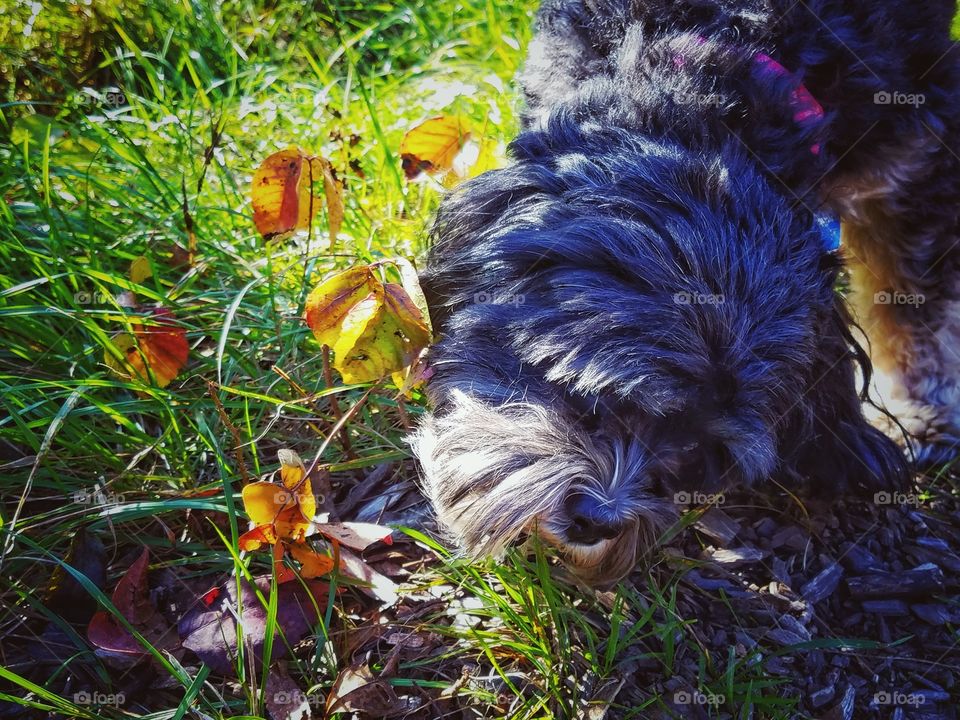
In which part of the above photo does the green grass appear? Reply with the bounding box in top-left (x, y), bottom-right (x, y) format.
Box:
top-left (0, 1), bottom-right (537, 715)
top-left (5, 2), bottom-right (949, 719)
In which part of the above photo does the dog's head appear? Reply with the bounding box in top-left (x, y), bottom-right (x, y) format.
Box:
top-left (412, 118), bottom-right (859, 585)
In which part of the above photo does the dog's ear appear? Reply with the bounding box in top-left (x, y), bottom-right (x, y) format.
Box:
top-left (782, 296), bottom-right (909, 493)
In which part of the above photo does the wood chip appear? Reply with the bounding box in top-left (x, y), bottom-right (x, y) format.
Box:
top-left (704, 546), bottom-right (768, 567)
top-left (694, 509), bottom-right (742, 546)
top-left (846, 564), bottom-right (944, 599)
top-left (801, 562), bottom-right (843, 605)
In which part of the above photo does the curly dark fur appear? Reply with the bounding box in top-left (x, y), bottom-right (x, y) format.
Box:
top-left (412, 0), bottom-right (960, 584)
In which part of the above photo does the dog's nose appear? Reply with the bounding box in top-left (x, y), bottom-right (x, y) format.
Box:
top-left (564, 493), bottom-right (625, 545)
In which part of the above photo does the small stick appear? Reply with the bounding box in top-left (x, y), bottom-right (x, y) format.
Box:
top-left (322, 345), bottom-right (355, 458)
top-left (207, 380), bottom-right (251, 484)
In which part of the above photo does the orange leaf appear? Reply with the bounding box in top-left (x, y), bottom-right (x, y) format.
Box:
top-left (273, 542), bottom-right (297, 584)
top-left (241, 481), bottom-right (297, 527)
top-left (240, 450), bottom-right (319, 548)
top-left (273, 506), bottom-right (312, 543)
top-left (238, 524), bottom-right (279, 551)
top-left (104, 307), bottom-right (188, 388)
top-left (252, 148), bottom-right (317, 241)
top-left (287, 542), bottom-right (335, 579)
top-left (400, 116), bottom-right (472, 179)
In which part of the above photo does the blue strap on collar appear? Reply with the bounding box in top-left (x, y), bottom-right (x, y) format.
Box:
top-left (815, 212), bottom-right (841, 253)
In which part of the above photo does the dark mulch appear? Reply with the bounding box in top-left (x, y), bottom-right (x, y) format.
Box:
top-left (346, 464), bottom-right (960, 719)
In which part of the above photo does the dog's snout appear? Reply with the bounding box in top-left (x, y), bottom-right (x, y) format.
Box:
top-left (564, 493), bottom-right (625, 545)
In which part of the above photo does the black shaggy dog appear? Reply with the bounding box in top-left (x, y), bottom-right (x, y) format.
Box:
top-left (412, 0), bottom-right (960, 584)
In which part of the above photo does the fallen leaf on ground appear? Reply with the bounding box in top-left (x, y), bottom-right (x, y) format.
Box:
top-left (178, 575), bottom-right (327, 674)
top-left (326, 662), bottom-right (402, 716)
top-left (317, 522), bottom-right (393, 552)
top-left (87, 548), bottom-right (177, 661)
top-left (266, 664), bottom-right (312, 720)
top-left (337, 547), bottom-right (399, 606)
top-left (44, 528), bottom-right (107, 625)
top-left (104, 307), bottom-right (188, 388)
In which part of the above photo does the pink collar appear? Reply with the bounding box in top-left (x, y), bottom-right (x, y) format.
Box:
top-left (752, 52), bottom-right (825, 154)
top-left (677, 37), bottom-right (826, 155)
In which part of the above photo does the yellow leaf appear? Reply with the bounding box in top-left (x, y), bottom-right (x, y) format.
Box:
top-left (313, 157), bottom-right (344, 250)
top-left (400, 116), bottom-right (472, 179)
top-left (391, 350), bottom-right (432, 398)
top-left (304, 266), bottom-right (378, 348)
top-left (383, 283), bottom-right (431, 348)
top-left (278, 449), bottom-right (315, 522)
top-left (392, 257), bottom-right (432, 332)
top-left (129, 256), bottom-right (152, 284)
top-left (304, 264), bottom-right (434, 384)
